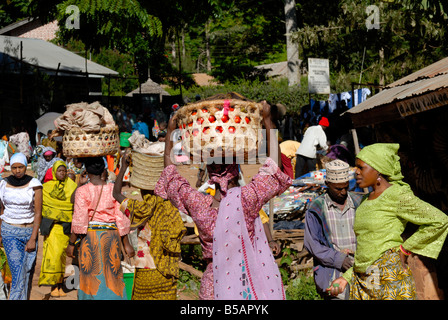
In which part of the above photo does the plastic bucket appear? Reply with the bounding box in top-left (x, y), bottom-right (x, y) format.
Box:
top-left (123, 273), bottom-right (134, 300)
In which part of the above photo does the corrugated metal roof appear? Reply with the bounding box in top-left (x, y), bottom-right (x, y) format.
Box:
top-left (346, 72), bottom-right (448, 115)
top-left (0, 18), bottom-right (35, 35)
top-left (345, 57), bottom-right (448, 116)
top-left (0, 35), bottom-right (118, 76)
top-left (388, 56), bottom-right (448, 88)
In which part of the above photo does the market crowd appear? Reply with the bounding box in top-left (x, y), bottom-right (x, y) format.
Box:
top-left (0, 98), bottom-right (447, 301)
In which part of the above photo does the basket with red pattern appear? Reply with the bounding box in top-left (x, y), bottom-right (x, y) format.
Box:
top-left (175, 94), bottom-right (263, 162)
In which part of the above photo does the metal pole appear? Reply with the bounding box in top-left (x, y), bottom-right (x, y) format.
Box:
top-left (20, 41), bottom-right (23, 104)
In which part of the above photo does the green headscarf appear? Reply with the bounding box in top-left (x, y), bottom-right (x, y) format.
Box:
top-left (356, 143), bottom-right (407, 186)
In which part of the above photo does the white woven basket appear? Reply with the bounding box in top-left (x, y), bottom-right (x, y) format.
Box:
top-left (62, 126), bottom-right (119, 158)
top-left (129, 150), bottom-right (164, 190)
top-left (175, 99), bottom-right (263, 162)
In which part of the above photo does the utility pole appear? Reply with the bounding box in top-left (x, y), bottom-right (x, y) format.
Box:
top-left (284, 0), bottom-right (300, 87)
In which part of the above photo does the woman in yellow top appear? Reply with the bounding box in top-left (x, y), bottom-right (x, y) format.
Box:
top-left (38, 160), bottom-right (78, 297)
top-left (113, 153), bottom-right (186, 300)
top-left (328, 143), bottom-right (448, 300)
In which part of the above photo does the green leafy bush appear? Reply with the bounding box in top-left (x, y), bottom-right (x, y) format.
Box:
top-left (178, 77), bottom-right (308, 114)
top-left (285, 272), bottom-right (322, 300)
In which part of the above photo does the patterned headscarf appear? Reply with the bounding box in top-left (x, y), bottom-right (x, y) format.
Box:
top-left (206, 163), bottom-right (239, 195)
top-left (42, 160), bottom-right (77, 222)
top-left (49, 160), bottom-right (69, 200)
top-left (356, 143), bottom-right (406, 186)
top-left (37, 146), bottom-right (61, 182)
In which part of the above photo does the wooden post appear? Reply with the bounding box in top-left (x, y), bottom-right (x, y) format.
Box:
top-left (350, 128), bottom-right (370, 193)
top-left (350, 128), bottom-right (360, 155)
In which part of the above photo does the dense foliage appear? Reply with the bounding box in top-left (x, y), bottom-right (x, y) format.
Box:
top-left (294, 0), bottom-right (448, 87)
top-left (2, 1), bottom-right (448, 97)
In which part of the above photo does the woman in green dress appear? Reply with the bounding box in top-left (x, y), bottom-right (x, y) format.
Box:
top-left (328, 143), bottom-right (448, 300)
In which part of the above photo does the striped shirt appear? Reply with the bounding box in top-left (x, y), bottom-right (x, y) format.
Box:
top-left (322, 193), bottom-right (357, 253)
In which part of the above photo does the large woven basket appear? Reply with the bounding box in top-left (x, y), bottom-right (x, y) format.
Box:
top-left (175, 98), bottom-right (263, 162)
top-left (129, 150), bottom-right (164, 190)
top-left (62, 126), bottom-right (119, 158)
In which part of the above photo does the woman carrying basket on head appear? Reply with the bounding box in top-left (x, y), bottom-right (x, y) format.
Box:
top-left (66, 157), bottom-right (135, 300)
top-left (155, 100), bottom-right (292, 300)
top-left (113, 152), bottom-right (186, 300)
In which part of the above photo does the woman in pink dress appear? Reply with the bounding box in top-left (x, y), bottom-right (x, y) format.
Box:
top-left (66, 157), bottom-right (134, 300)
top-left (155, 101), bottom-right (292, 300)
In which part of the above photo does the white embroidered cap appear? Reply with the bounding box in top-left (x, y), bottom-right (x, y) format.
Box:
top-left (325, 159), bottom-right (350, 183)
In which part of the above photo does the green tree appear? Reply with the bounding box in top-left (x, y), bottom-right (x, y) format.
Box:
top-left (0, 0), bottom-right (31, 27)
top-left (28, 0), bottom-right (163, 83)
top-left (292, 0), bottom-right (448, 91)
top-left (205, 1), bottom-right (287, 82)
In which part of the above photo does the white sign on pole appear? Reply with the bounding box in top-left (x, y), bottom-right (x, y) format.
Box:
top-left (308, 58), bottom-right (330, 94)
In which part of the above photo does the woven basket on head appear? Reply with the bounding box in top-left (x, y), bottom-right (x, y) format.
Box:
top-left (129, 150), bottom-right (164, 190)
top-left (175, 98), bottom-right (263, 162)
top-left (62, 126), bottom-right (119, 158)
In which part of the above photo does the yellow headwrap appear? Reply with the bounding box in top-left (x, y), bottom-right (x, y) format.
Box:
top-left (356, 143), bottom-right (406, 186)
top-left (42, 160), bottom-right (78, 222)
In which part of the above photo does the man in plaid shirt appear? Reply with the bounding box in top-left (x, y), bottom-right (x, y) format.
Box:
top-left (304, 160), bottom-right (363, 299)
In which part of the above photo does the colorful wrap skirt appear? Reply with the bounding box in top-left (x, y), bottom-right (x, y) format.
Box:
top-left (0, 222), bottom-right (37, 300)
top-left (350, 248), bottom-right (416, 300)
top-left (77, 222), bottom-right (127, 300)
top-left (131, 268), bottom-right (177, 300)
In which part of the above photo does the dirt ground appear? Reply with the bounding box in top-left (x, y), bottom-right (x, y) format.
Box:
top-left (19, 162), bottom-right (261, 300)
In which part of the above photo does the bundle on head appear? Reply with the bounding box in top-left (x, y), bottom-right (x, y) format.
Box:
top-left (175, 92), bottom-right (263, 163)
top-left (53, 101), bottom-right (119, 158)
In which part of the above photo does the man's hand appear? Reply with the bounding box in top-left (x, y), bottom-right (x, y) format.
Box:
top-left (326, 277), bottom-right (348, 297)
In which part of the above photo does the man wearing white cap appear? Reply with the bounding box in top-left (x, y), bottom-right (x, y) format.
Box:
top-left (304, 159), bottom-right (363, 299)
